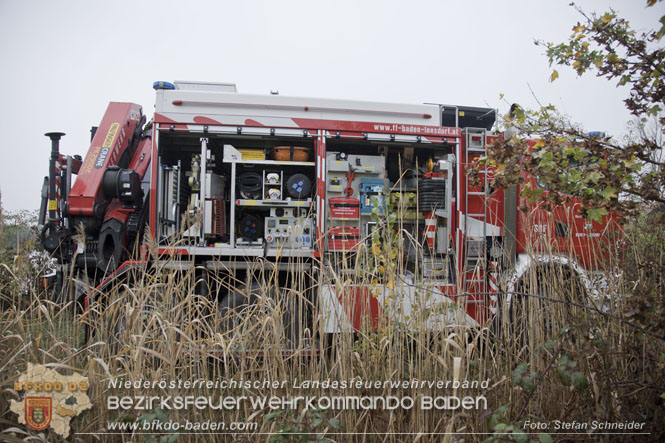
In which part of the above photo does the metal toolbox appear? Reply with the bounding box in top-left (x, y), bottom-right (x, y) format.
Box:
top-left (329, 197), bottom-right (360, 219)
top-left (328, 226), bottom-right (361, 251)
top-left (360, 178), bottom-right (388, 214)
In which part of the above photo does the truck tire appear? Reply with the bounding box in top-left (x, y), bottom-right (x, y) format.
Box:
top-left (491, 264), bottom-right (585, 348)
top-left (217, 281), bottom-right (301, 350)
top-left (84, 264), bottom-right (164, 357)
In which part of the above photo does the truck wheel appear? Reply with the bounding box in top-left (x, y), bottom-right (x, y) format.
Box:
top-left (217, 281), bottom-right (301, 351)
top-left (491, 265), bottom-right (585, 348)
top-left (86, 268), bottom-right (164, 357)
top-left (490, 291), bottom-right (530, 348)
top-left (103, 284), bottom-right (168, 358)
top-left (84, 283), bottom-right (131, 356)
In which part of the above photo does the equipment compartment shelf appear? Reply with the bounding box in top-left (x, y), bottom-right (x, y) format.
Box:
top-left (223, 145), bottom-right (315, 166)
top-left (229, 159), bottom-right (315, 167)
top-left (236, 199), bottom-right (312, 207)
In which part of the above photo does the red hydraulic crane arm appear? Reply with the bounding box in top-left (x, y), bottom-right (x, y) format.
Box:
top-left (103, 134), bottom-right (152, 224)
top-left (68, 102), bottom-right (143, 217)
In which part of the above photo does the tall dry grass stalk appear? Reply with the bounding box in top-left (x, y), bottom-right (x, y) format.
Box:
top-left (1, 203), bottom-right (663, 442)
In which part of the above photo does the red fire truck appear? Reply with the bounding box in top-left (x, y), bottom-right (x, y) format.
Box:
top-left (39, 80), bottom-right (613, 335)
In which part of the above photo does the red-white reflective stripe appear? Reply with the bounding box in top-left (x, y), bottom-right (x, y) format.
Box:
top-left (487, 256), bottom-right (500, 314)
top-left (424, 212), bottom-right (436, 248)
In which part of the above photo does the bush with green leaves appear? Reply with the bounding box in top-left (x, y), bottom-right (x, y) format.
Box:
top-left (472, 1), bottom-right (665, 221)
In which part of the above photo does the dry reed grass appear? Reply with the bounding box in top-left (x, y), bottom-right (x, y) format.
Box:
top-left (1, 208), bottom-right (663, 442)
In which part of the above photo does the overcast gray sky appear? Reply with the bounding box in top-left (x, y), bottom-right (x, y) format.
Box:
top-left (0, 0), bottom-right (660, 212)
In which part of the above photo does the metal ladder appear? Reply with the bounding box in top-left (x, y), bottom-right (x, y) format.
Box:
top-left (462, 128), bottom-right (488, 294)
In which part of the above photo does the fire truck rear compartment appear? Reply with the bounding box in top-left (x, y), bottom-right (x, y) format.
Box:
top-left (157, 133), bottom-right (316, 250)
top-left (323, 139), bottom-right (455, 284)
